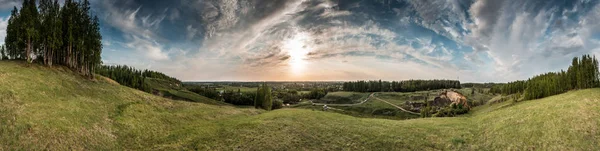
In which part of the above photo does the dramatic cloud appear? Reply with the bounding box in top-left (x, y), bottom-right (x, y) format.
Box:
top-left (2, 0), bottom-right (599, 82)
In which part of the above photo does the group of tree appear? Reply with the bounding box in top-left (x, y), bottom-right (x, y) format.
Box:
top-left (254, 83), bottom-right (274, 110)
top-left (274, 90), bottom-right (303, 104)
top-left (489, 80), bottom-right (526, 95)
top-left (461, 83), bottom-right (498, 88)
top-left (221, 89), bottom-right (257, 106)
top-left (343, 79), bottom-right (461, 92)
top-left (491, 55), bottom-right (599, 100)
top-left (95, 65), bottom-right (181, 93)
top-left (305, 89), bottom-right (327, 100)
top-left (185, 85), bottom-right (222, 101)
top-left (3, 0), bottom-right (102, 78)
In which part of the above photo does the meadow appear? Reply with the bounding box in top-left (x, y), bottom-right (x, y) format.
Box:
top-left (1, 61), bottom-right (599, 150)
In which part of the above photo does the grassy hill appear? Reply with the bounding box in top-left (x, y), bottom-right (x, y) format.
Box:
top-left (144, 78), bottom-right (227, 105)
top-left (1, 61), bottom-right (599, 150)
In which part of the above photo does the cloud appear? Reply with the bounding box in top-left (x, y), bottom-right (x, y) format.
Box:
top-left (0, 16), bottom-right (8, 46)
top-left (97, 0), bottom-right (171, 61)
top-left (92, 0), bottom-right (600, 82)
top-left (0, 0), bottom-right (20, 11)
top-left (459, 0), bottom-right (600, 81)
top-left (124, 35), bottom-right (169, 61)
top-left (186, 25), bottom-right (198, 40)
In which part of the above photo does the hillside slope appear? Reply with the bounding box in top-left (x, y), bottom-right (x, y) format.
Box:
top-left (1, 61), bottom-right (599, 150)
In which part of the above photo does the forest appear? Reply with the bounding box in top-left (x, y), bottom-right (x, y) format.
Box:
top-left (490, 55), bottom-right (600, 100)
top-left (343, 79), bottom-right (461, 92)
top-left (0, 0), bottom-right (102, 78)
top-left (95, 65), bottom-right (181, 93)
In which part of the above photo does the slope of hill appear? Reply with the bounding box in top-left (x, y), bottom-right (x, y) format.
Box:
top-left (1, 61), bottom-right (599, 150)
top-left (144, 77), bottom-right (227, 105)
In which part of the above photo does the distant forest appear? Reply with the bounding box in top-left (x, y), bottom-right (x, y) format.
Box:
top-left (343, 79), bottom-right (461, 92)
top-left (490, 55), bottom-right (600, 100)
top-left (96, 65), bottom-right (181, 92)
top-left (0, 0), bottom-right (102, 78)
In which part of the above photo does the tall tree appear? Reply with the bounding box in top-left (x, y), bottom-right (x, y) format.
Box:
top-left (5, 6), bottom-right (22, 59)
top-left (20, 0), bottom-right (40, 63)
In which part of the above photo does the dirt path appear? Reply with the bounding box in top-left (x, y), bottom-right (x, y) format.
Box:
top-left (372, 96), bottom-right (421, 115)
top-left (310, 93), bottom-right (374, 107)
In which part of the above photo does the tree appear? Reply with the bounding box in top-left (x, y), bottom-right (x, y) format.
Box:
top-left (19, 0), bottom-right (40, 63)
top-left (5, 6), bottom-right (23, 59)
top-left (0, 45), bottom-right (5, 60)
top-left (3, 0), bottom-right (102, 77)
top-left (262, 84), bottom-right (272, 111)
top-left (254, 86), bottom-right (263, 109)
top-left (254, 83), bottom-right (273, 110)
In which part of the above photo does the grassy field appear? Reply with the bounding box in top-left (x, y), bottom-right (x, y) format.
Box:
top-left (313, 91), bottom-right (370, 104)
top-left (145, 78), bottom-right (227, 105)
top-left (1, 61), bottom-right (599, 150)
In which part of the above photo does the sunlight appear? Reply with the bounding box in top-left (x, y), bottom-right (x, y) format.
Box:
top-left (283, 32), bottom-right (311, 75)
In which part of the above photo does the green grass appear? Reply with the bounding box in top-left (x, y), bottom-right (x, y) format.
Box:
top-left (145, 76), bottom-right (227, 105)
top-left (314, 91), bottom-right (370, 104)
top-left (1, 61), bottom-right (599, 150)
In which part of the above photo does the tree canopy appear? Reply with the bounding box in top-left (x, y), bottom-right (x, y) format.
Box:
top-left (3, 0), bottom-right (102, 77)
top-left (343, 80), bottom-right (461, 92)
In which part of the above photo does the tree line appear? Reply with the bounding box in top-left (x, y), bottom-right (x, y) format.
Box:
top-left (2, 0), bottom-right (102, 78)
top-left (343, 79), bottom-right (461, 92)
top-left (489, 80), bottom-right (526, 95)
top-left (491, 55), bottom-right (599, 100)
top-left (95, 65), bottom-right (182, 93)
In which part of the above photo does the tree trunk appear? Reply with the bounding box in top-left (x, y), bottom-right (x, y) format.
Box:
top-left (43, 46), bottom-right (48, 65)
top-left (27, 38), bottom-right (31, 63)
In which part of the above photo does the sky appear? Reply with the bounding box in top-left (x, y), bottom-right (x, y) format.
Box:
top-left (1, 0), bottom-right (600, 82)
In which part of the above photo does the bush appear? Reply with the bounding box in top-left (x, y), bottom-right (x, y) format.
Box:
top-left (272, 99), bottom-right (283, 110)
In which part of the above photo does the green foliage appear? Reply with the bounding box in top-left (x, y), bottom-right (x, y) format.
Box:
top-left (271, 99), bottom-right (283, 110)
top-left (221, 90), bottom-right (255, 105)
top-left (490, 54), bottom-right (600, 101)
top-left (255, 83), bottom-right (274, 110)
top-left (343, 79), bottom-right (461, 92)
top-left (3, 0), bottom-right (102, 77)
top-left (263, 84), bottom-right (272, 111)
top-left (489, 80), bottom-right (526, 95)
top-left (274, 90), bottom-right (302, 104)
top-left (313, 92), bottom-right (369, 104)
top-left (305, 89), bottom-right (327, 99)
top-left (95, 65), bottom-right (182, 93)
top-left (420, 106), bottom-right (432, 118)
top-left (523, 55), bottom-right (599, 100)
top-left (185, 85), bottom-right (221, 100)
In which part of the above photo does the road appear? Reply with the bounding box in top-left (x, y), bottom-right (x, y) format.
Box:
top-left (310, 93), bottom-right (374, 107)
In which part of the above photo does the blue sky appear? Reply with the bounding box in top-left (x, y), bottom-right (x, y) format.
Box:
top-left (1, 0), bottom-right (600, 82)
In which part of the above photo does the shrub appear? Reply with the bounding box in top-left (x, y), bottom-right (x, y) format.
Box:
top-left (272, 99), bottom-right (283, 110)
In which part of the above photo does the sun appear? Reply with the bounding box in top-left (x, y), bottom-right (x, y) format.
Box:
top-left (283, 32), bottom-right (311, 75)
